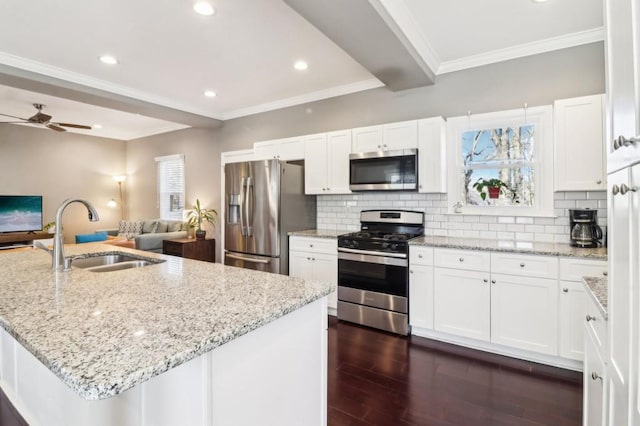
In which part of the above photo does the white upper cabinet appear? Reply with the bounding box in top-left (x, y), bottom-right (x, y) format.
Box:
top-left (417, 117), bottom-right (446, 193)
top-left (554, 94), bottom-right (606, 191)
top-left (304, 130), bottom-right (351, 195)
top-left (605, 0), bottom-right (640, 173)
top-left (221, 149), bottom-right (254, 165)
top-left (254, 136), bottom-right (304, 161)
top-left (352, 120), bottom-right (418, 153)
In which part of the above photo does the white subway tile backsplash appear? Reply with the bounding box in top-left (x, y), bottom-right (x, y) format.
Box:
top-left (317, 191), bottom-right (607, 243)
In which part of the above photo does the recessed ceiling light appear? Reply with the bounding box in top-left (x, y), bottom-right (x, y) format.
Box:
top-left (294, 60), bottom-right (308, 71)
top-left (204, 90), bottom-right (217, 98)
top-left (531, 0), bottom-right (550, 3)
top-left (193, 1), bottom-right (215, 16)
top-left (93, 124), bottom-right (103, 129)
top-left (99, 55), bottom-right (118, 65)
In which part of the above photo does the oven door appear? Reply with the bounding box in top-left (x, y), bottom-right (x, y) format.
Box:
top-left (338, 250), bottom-right (408, 309)
top-left (349, 149), bottom-right (417, 191)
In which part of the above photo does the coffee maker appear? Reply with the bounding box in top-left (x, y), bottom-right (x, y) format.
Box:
top-left (569, 209), bottom-right (603, 248)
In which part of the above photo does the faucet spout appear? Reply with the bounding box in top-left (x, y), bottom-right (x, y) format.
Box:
top-left (52, 198), bottom-right (100, 270)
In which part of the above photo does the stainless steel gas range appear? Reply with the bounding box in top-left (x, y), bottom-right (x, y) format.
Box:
top-left (337, 210), bottom-right (424, 335)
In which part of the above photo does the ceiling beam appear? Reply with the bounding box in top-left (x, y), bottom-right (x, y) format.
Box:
top-left (0, 64), bottom-right (223, 129)
top-left (283, 0), bottom-right (435, 91)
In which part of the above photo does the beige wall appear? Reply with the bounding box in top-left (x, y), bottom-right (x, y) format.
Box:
top-left (0, 125), bottom-right (126, 242)
top-left (125, 43), bottom-right (606, 262)
top-left (0, 43), bottom-right (604, 255)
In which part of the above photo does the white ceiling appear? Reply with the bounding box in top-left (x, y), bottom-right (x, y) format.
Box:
top-left (0, 0), bottom-right (604, 140)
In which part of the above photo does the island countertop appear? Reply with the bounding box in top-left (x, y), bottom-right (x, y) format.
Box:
top-left (0, 244), bottom-right (332, 400)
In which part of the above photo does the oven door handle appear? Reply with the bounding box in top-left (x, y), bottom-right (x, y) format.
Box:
top-left (338, 251), bottom-right (408, 267)
top-left (338, 247), bottom-right (407, 259)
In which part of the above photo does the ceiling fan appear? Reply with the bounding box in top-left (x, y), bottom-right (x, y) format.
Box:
top-left (0, 103), bottom-right (92, 132)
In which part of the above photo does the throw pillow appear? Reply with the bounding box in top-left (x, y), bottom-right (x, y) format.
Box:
top-left (155, 221), bottom-right (169, 233)
top-left (117, 220), bottom-right (143, 239)
top-left (167, 221), bottom-right (183, 232)
top-left (75, 232), bottom-right (108, 244)
top-left (142, 219), bottom-right (158, 234)
top-left (150, 221), bottom-right (160, 233)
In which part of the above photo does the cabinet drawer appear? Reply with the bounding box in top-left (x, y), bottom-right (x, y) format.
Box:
top-left (490, 253), bottom-right (558, 279)
top-left (162, 241), bottom-right (182, 256)
top-left (434, 248), bottom-right (490, 272)
top-left (585, 293), bottom-right (607, 353)
top-left (559, 258), bottom-right (607, 282)
top-left (409, 246), bottom-right (433, 266)
top-left (289, 236), bottom-right (336, 254)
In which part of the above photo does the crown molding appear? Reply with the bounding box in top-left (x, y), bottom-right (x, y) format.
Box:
top-left (0, 52), bottom-right (225, 120)
top-left (123, 124), bottom-right (191, 141)
top-left (221, 78), bottom-right (384, 120)
top-left (437, 27), bottom-right (605, 75)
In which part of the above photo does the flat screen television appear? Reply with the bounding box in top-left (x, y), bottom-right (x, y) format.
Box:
top-left (0, 195), bottom-right (43, 233)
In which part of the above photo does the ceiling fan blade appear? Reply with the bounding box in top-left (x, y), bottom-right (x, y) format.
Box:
top-left (0, 121), bottom-right (30, 124)
top-left (0, 113), bottom-right (28, 121)
top-left (46, 123), bottom-right (67, 132)
top-left (55, 122), bottom-right (92, 130)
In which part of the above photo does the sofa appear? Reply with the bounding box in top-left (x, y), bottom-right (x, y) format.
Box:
top-left (117, 219), bottom-right (188, 253)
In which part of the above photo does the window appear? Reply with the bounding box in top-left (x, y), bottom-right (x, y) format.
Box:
top-left (447, 106), bottom-right (553, 216)
top-left (155, 154), bottom-right (185, 220)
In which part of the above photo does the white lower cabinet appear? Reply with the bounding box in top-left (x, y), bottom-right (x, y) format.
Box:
top-left (584, 328), bottom-right (606, 426)
top-left (410, 247), bottom-right (607, 367)
top-left (434, 267), bottom-right (490, 341)
top-left (289, 237), bottom-right (337, 314)
top-left (558, 281), bottom-right (587, 360)
top-left (490, 273), bottom-right (557, 355)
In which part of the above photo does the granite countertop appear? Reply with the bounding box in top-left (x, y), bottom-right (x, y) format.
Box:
top-left (288, 229), bottom-right (349, 239)
top-left (0, 244), bottom-right (332, 400)
top-left (410, 236), bottom-right (607, 260)
top-left (583, 276), bottom-right (608, 319)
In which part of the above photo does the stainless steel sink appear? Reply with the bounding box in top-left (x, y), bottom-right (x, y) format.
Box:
top-left (71, 254), bottom-right (164, 272)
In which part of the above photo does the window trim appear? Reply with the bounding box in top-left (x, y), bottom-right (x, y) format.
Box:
top-left (446, 105), bottom-right (554, 217)
top-left (155, 154), bottom-right (185, 221)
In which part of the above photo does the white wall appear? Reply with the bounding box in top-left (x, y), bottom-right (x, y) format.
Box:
top-left (0, 125), bottom-right (126, 242)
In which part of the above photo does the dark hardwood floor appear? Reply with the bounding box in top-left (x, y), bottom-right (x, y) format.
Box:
top-left (328, 317), bottom-right (583, 426)
top-left (0, 387), bottom-right (27, 426)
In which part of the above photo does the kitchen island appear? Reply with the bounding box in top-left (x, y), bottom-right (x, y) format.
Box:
top-left (0, 244), bottom-right (331, 426)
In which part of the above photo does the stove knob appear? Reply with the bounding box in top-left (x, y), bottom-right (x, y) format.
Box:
top-left (382, 242), bottom-right (389, 249)
top-left (391, 244), bottom-right (398, 250)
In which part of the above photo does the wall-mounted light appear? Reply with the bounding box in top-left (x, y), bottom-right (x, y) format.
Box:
top-left (107, 199), bottom-right (117, 208)
top-left (113, 175), bottom-right (127, 220)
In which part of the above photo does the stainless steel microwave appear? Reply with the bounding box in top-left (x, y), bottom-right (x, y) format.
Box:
top-left (349, 149), bottom-right (418, 191)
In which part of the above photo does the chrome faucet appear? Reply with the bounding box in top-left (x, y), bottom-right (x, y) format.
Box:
top-left (51, 198), bottom-right (100, 270)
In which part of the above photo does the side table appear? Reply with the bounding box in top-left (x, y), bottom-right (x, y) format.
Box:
top-left (162, 238), bottom-right (215, 263)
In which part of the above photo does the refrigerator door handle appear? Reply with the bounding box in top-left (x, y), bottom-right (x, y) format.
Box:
top-left (225, 253), bottom-right (270, 264)
top-left (246, 176), bottom-right (254, 236)
top-left (239, 176), bottom-right (247, 236)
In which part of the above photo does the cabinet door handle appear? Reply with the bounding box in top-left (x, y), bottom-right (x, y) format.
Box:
top-left (586, 315), bottom-right (596, 322)
top-left (306, 257), bottom-right (311, 260)
top-left (519, 263), bottom-right (525, 268)
top-left (603, 271), bottom-right (608, 277)
top-left (311, 258), bottom-right (315, 261)
top-left (562, 288), bottom-right (568, 293)
top-left (383, 144), bottom-right (388, 148)
top-left (483, 278), bottom-right (488, 283)
top-left (613, 135), bottom-right (640, 150)
top-left (410, 270), bottom-right (414, 274)
top-left (377, 145), bottom-right (381, 148)
top-left (309, 244), bottom-right (313, 248)
top-left (418, 254), bottom-right (423, 259)
top-left (591, 372), bottom-right (603, 381)
top-left (612, 184), bottom-right (620, 195)
top-left (596, 180), bottom-right (602, 184)
top-left (491, 279), bottom-right (496, 284)
top-left (620, 184), bottom-right (638, 195)
top-left (459, 257), bottom-right (464, 262)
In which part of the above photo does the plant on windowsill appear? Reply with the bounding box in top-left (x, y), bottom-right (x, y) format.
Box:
top-left (472, 178), bottom-right (519, 202)
top-left (186, 199), bottom-right (217, 240)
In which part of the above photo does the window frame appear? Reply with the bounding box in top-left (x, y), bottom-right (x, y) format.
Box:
top-left (446, 105), bottom-right (554, 217)
top-left (155, 154), bottom-right (185, 221)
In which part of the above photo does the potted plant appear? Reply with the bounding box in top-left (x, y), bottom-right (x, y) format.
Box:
top-left (472, 178), bottom-right (509, 200)
top-left (186, 199), bottom-right (217, 240)
top-left (43, 221), bottom-right (56, 234)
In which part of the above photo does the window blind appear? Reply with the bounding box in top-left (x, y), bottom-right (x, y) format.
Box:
top-left (155, 154), bottom-right (185, 220)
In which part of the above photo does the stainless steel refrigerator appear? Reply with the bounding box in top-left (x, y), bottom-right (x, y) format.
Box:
top-left (224, 159), bottom-right (316, 274)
